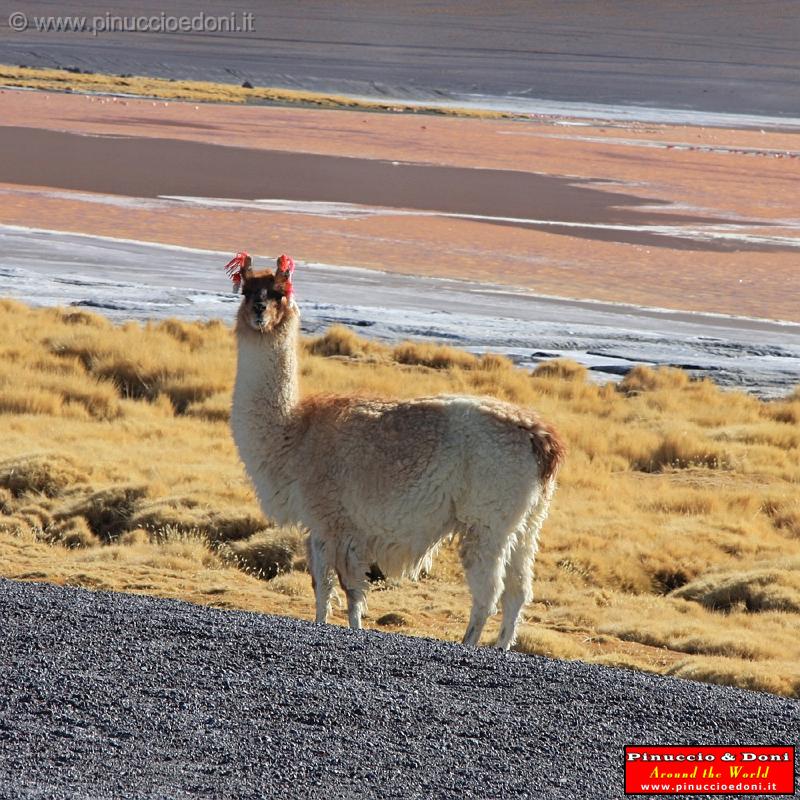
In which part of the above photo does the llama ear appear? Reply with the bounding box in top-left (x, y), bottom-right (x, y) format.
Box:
top-left (224, 251), bottom-right (252, 294)
top-left (274, 254), bottom-right (295, 299)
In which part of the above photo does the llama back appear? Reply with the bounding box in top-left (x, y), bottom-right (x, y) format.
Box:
top-left (291, 394), bottom-right (462, 556)
top-left (291, 393), bottom-right (565, 515)
top-left (293, 394), bottom-right (458, 497)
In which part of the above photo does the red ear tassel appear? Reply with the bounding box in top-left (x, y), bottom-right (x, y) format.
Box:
top-left (223, 251), bottom-right (250, 285)
top-left (277, 254), bottom-right (295, 298)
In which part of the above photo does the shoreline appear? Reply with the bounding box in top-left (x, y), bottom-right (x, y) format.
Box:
top-left (3, 225), bottom-right (799, 398)
top-left (0, 65), bottom-right (516, 120)
top-left (4, 221), bottom-right (800, 334)
top-left (4, 65), bottom-right (800, 131)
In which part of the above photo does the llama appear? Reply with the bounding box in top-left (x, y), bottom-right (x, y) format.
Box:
top-left (226, 251), bottom-right (565, 650)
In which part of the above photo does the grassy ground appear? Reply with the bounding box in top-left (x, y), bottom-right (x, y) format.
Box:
top-left (0, 64), bottom-right (510, 117)
top-left (1, 300), bottom-right (799, 697)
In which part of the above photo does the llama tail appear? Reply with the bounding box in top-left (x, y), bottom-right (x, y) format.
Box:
top-left (479, 400), bottom-right (567, 483)
top-left (530, 421), bottom-right (567, 483)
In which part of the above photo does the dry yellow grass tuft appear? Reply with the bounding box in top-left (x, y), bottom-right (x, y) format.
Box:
top-left (1, 304), bottom-right (799, 697)
top-left (667, 657), bottom-right (800, 698)
top-left (130, 496), bottom-right (263, 543)
top-left (620, 365), bottom-right (691, 394)
top-left (222, 527), bottom-right (306, 581)
top-left (532, 359), bottom-right (588, 382)
top-left (307, 325), bottom-right (386, 360)
top-left (513, 628), bottom-right (589, 660)
top-left (636, 432), bottom-right (731, 473)
top-left (49, 516), bottom-right (99, 549)
top-left (671, 558), bottom-right (800, 613)
top-left (0, 452), bottom-right (89, 497)
top-left (392, 341), bottom-right (480, 371)
top-left (56, 485), bottom-right (150, 541)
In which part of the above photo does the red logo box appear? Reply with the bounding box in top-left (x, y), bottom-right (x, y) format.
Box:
top-left (625, 745), bottom-right (796, 795)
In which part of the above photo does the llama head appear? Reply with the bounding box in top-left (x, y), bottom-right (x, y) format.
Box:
top-left (226, 252), bottom-right (296, 333)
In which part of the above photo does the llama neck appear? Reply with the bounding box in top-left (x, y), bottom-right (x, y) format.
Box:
top-left (233, 316), bottom-right (299, 428)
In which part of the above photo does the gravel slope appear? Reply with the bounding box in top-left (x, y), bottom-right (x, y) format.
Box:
top-left (0, 579), bottom-right (797, 799)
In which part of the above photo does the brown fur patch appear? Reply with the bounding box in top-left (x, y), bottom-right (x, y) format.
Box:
top-left (532, 420), bottom-right (567, 483)
top-left (292, 394), bottom-right (361, 431)
top-left (243, 268), bottom-right (273, 284)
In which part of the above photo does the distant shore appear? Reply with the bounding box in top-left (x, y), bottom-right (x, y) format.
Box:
top-left (3, 64), bottom-right (800, 130)
top-left (2, 0), bottom-right (798, 118)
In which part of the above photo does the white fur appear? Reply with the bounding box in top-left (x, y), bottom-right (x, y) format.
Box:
top-left (232, 310), bottom-right (562, 649)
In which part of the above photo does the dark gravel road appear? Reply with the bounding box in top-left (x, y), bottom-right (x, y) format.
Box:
top-left (0, 579), bottom-right (797, 799)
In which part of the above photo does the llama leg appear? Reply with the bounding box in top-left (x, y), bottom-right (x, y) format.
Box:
top-left (459, 525), bottom-right (513, 647)
top-left (308, 533), bottom-right (335, 624)
top-left (496, 523), bottom-right (538, 650)
top-left (345, 586), bottom-right (367, 630)
top-left (336, 535), bottom-right (369, 631)
top-left (496, 496), bottom-right (550, 650)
